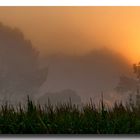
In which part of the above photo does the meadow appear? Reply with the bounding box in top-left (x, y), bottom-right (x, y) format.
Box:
top-left (0, 96), bottom-right (139, 134)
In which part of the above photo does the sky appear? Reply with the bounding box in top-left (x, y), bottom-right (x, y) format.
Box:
top-left (0, 7), bottom-right (140, 63)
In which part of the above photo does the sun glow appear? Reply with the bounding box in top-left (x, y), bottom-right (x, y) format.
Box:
top-left (0, 7), bottom-right (139, 64)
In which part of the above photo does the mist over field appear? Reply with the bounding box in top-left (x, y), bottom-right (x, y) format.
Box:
top-left (0, 21), bottom-right (135, 106)
top-left (39, 49), bottom-right (133, 104)
top-left (0, 7), bottom-right (139, 106)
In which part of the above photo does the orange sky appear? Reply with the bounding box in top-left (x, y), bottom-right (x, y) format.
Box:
top-left (0, 7), bottom-right (140, 63)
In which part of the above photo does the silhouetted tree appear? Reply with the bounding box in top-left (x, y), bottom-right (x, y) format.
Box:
top-left (115, 76), bottom-right (137, 94)
top-left (0, 23), bottom-right (48, 102)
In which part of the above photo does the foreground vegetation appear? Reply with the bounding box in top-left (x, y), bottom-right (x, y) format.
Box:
top-left (0, 96), bottom-right (139, 134)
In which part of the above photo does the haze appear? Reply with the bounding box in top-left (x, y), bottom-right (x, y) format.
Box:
top-left (0, 7), bottom-right (139, 104)
top-left (0, 7), bottom-right (140, 63)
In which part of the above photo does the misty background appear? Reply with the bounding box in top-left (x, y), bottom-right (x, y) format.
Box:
top-left (0, 7), bottom-right (139, 105)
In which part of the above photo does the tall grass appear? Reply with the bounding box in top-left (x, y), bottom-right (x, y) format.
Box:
top-left (0, 96), bottom-right (139, 134)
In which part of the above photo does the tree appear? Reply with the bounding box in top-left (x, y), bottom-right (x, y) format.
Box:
top-left (115, 76), bottom-right (137, 94)
top-left (0, 23), bottom-right (48, 102)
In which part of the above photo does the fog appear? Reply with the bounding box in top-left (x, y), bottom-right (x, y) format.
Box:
top-left (0, 7), bottom-right (139, 105)
top-left (0, 21), bottom-right (135, 105)
top-left (39, 48), bottom-right (133, 104)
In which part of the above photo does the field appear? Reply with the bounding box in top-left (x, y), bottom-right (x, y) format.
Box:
top-left (0, 96), bottom-right (139, 134)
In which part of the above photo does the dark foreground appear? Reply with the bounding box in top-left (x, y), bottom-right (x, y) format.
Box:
top-left (0, 97), bottom-right (139, 134)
